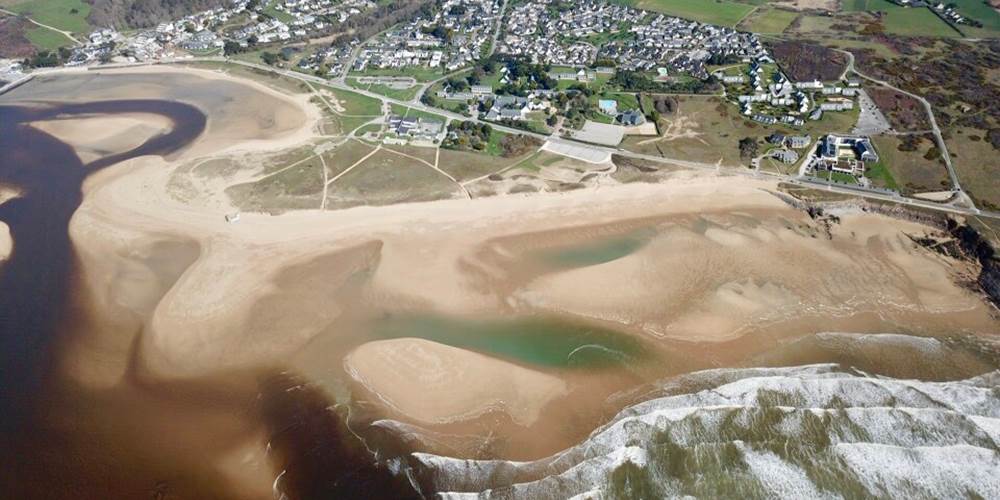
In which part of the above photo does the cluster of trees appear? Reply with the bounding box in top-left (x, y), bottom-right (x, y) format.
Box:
top-left (260, 50), bottom-right (289, 65)
top-left (738, 137), bottom-right (758, 161)
top-left (443, 120), bottom-right (493, 151)
top-left (23, 47), bottom-right (72, 68)
top-left (335, 0), bottom-right (436, 46)
top-left (498, 134), bottom-right (542, 158)
top-left (223, 35), bottom-right (257, 56)
top-left (610, 70), bottom-right (717, 94)
top-left (87, 0), bottom-right (229, 29)
top-left (421, 24), bottom-right (453, 42)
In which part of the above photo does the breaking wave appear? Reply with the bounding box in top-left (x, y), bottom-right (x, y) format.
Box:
top-left (402, 360), bottom-right (1000, 499)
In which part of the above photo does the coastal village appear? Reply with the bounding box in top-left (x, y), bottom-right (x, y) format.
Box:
top-left (0, 0), bottom-right (898, 197)
top-left (352, 0), bottom-right (502, 73)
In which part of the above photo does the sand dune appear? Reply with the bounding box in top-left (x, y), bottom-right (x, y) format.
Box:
top-left (13, 66), bottom-right (990, 395)
top-left (33, 113), bottom-right (175, 164)
top-left (345, 338), bottom-right (568, 426)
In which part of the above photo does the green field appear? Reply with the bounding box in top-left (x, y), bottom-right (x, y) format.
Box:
top-left (318, 85), bottom-right (383, 116)
top-left (389, 103), bottom-right (447, 123)
top-left (862, 159), bottom-right (898, 190)
top-left (262, 0), bottom-right (295, 23)
top-left (742, 7), bottom-right (799, 34)
top-left (349, 65), bottom-right (444, 82)
top-left (438, 145), bottom-right (533, 182)
top-left (830, 172), bottom-right (859, 184)
top-left (7, 0), bottom-right (90, 33)
top-left (24, 26), bottom-right (72, 50)
top-left (348, 78), bottom-right (421, 101)
top-left (619, 0), bottom-right (755, 27)
top-left (842, 0), bottom-right (960, 36)
top-left (951, 0), bottom-right (1000, 34)
top-left (325, 150), bottom-right (459, 208)
top-left (872, 135), bottom-right (951, 195)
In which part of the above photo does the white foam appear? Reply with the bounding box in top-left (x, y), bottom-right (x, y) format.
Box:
top-left (400, 363), bottom-right (1000, 498)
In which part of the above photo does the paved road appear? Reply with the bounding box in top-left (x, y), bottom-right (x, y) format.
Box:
top-left (487, 0), bottom-right (509, 57)
top-left (0, 7), bottom-right (81, 46)
top-left (835, 49), bottom-right (968, 206)
top-left (11, 57), bottom-right (1000, 223)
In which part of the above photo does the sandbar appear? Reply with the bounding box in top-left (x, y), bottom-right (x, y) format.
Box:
top-left (345, 338), bottom-right (568, 426)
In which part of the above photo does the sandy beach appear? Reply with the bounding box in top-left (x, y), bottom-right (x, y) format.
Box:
top-left (0, 185), bottom-right (17, 262)
top-left (6, 63), bottom-right (994, 436)
top-left (68, 151), bottom-right (999, 381)
top-left (3, 66), bottom-right (985, 396)
top-left (345, 338), bottom-right (568, 426)
top-left (4, 66), bottom-right (1000, 500)
top-left (33, 113), bottom-right (176, 163)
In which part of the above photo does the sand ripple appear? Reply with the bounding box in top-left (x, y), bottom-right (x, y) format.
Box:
top-left (345, 338), bottom-right (568, 426)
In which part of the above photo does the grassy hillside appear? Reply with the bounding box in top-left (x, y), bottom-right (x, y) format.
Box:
top-left (86, 0), bottom-right (230, 28)
top-left (6, 0), bottom-right (91, 33)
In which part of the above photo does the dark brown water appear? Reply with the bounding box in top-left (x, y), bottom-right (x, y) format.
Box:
top-left (0, 101), bottom-right (417, 499)
top-left (0, 100), bottom-right (206, 431)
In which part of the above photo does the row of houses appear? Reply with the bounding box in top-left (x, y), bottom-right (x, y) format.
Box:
top-left (724, 58), bottom-right (862, 130)
top-left (354, 0), bottom-right (501, 73)
top-left (499, 0), bottom-right (766, 78)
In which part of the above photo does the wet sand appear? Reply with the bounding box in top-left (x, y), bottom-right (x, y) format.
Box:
top-left (3, 67), bottom-right (998, 499)
top-left (345, 338), bottom-right (569, 426)
top-left (0, 221), bottom-right (9, 262)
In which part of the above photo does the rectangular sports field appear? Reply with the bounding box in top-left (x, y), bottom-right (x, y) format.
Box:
top-left (619, 0), bottom-right (755, 27)
top-left (842, 0), bottom-right (960, 37)
top-left (742, 7), bottom-right (799, 34)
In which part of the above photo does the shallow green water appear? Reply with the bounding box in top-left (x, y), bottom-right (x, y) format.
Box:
top-left (372, 314), bottom-right (649, 369)
top-left (539, 228), bottom-right (656, 268)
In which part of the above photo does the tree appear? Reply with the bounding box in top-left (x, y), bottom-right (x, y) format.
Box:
top-left (738, 137), bottom-right (758, 161)
top-left (446, 77), bottom-right (469, 92)
top-left (261, 51), bottom-right (280, 65)
top-left (224, 41), bottom-right (243, 56)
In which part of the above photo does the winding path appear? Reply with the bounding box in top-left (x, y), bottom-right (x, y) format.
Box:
top-left (11, 57), bottom-right (1000, 222)
top-left (834, 48), bottom-right (971, 209)
top-left (0, 7), bottom-right (81, 46)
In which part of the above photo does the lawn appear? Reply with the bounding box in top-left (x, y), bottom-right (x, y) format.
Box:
top-left (349, 65), bottom-right (445, 82)
top-left (8, 0), bottom-right (90, 33)
top-left (351, 80), bottom-right (421, 101)
top-left (742, 7), bottom-right (798, 34)
top-left (830, 171), bottom-right (859, 184)
top-left (862, 159), bottom-right (898, 190)
top-left (325, 150), bottom-right (459, 208)
top-left (946, 127), bottom-right (1000, 210)
top-left (843, 0), bottom-right (960, 37)
top-left (321, 140), bottom-right (377, 177)
top-left (438, 147), bottom-right (529, 181)
top-left (354, 123), bottom-right (383, 137)
top-left (262, 0), bottom-right (295, 23)
top-left (7, 0), bottom-right (90, 33)
top-left (622, 0), bottom-right (755, 27)
top-left (317, 85), bottom-right (383, 116)
top-left (389, 103), bottom-right (447, 123)
top-left (950, 0), bottom-right (1000, 34)
top-left (872, 134), bottom-right (951, 195)
top-left (621, 96), bottom-right (762, 166)
top-left (24, 26), bottom-right (72, 50)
